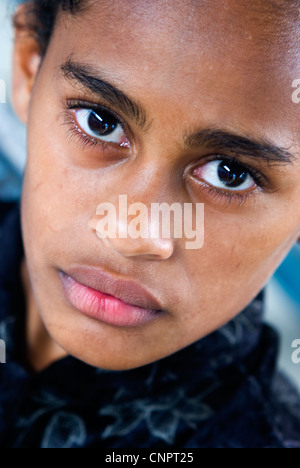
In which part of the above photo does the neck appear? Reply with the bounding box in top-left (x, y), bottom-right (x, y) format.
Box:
top-left (21, 260), bottom-right (67, 372)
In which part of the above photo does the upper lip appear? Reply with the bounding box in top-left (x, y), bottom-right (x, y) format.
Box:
top-left (61, 266), bottom-right (164, 311)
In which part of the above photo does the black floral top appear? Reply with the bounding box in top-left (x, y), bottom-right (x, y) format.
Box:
top-left (0, 202), bottom-right (300, 448)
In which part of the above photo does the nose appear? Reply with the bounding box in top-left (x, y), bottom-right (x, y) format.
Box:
top-left (89, 197), bottom-right (175, 260)
top-left (105, 235), bottom-right (174, 260)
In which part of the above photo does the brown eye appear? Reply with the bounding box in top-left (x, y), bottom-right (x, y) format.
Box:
top-left (87, 110), bottom-right (117, 136)
top-left (193, 160), bottom-right (256, 192)
top-left (74, 108), bottom-right (130, 148)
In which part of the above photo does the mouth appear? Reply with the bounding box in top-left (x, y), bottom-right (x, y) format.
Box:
top-left (59, 266), bottom-right (164, 328)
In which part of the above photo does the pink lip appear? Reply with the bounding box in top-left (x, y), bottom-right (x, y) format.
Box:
top-left (59, 267), bottom-right (163, 328)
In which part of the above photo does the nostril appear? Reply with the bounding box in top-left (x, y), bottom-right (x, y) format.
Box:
top-left (96, 235), bottom-right (175, 260)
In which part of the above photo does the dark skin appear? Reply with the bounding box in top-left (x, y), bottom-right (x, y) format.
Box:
top-left (12, 0), bottom-right (300, 371)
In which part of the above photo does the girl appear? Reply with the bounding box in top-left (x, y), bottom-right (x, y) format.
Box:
top-left (0, 0), bottom-right (300, 448)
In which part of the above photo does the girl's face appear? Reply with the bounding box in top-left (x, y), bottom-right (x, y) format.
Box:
top-left (14, 0), bottom-right (300, 369)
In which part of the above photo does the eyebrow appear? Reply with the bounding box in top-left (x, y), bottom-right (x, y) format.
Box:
top-left (185, 129), bottom-right (295, 165)
top-left (61, 58), bottom-right (148, 130)
top-left (61, 59), bottom-right (295, 165)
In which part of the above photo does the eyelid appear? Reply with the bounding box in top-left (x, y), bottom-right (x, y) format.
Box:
top-left (62, 103), bottom-right (131, 154)
top-left (201, 183), bottom-right (259, 207)
top-left (189, 154), bottom-right (272, 191)
top-left (188, 171), bottom-right (263, 208)
top-left (185, 154), bottom-right (277, 208)
top-left (66, 98), bottom-right (133, 142)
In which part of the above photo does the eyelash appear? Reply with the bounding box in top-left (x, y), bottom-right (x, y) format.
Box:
top-left (191, 156), bottom-right (269, 207)
top-left (63, 100), bottom-right (269, 207)
top-left (200, 183), bottom-right (257, 207)
top-left (63, 99), bottom-right (129, 152)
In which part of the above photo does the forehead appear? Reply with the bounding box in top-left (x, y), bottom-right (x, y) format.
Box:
top-left (78, 0), bottom-right (299, 57)
top-left (53, 0), bottom-right (300, 145)
top-left (63, 0), bottom-right (300, 87)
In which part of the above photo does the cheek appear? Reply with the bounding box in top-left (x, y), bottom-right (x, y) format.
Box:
top-left (22, 121), bottom-right (133, 282)
top-left (183, 204), bottom-right (298, 323)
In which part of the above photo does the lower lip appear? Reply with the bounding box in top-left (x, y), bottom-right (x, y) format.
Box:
top-left (60, 272), bottom-right (159, 327)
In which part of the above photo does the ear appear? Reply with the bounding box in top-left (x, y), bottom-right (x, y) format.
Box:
top-left (12, 4), bottom-right (42, 124)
